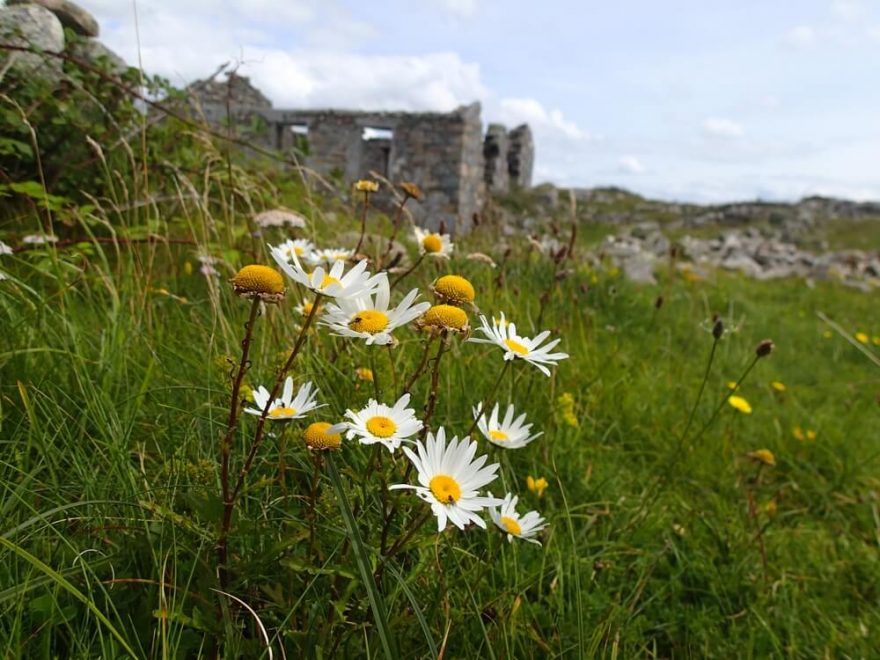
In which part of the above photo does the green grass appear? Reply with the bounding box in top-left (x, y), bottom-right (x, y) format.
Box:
top-left (2, 175), bottom-right (880, 658)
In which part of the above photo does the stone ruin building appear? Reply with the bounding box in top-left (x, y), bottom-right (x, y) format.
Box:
top-left (188, 74), bottom-right (534, 232)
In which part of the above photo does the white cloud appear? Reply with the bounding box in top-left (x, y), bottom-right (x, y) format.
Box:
top-left (702, 117), bottom-right (745, 139)
top-left (436, 0), bottom-right (479, 19)
top-left (868, 26), bottom-right (880, 40)
top-left (496, 98), bottom-right (587, 140)
top-left (782, 25), bottom-right (816, 48)
top-left (831, 0), bottom-right (862, 20)
top-left (618, 156), bottom-right (645, 174)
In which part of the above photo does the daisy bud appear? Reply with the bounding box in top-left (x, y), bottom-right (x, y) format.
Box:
top-left (432, 275), bottom-right (476, 305)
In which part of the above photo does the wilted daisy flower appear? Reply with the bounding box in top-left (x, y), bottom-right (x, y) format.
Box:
top-left (253, 209), bottom-right (307, 229)
top-left (321, 276), bottom-right (430, 345)
top-left (0, 241), bottom-right (12, 255)
top-left (417, 304), bottom-right (470, 333)
top-left (489, 493), bottom-right (547, 545)
top-left (275, 238), bottom-right (315, 262)
top-left (389, 428), bottom-right (502, 531)
top-left (473, 402), bottom-right (542, 449)
top-left (344, 393), bottom-right (423, 453)
top-left (727, 395), bottom-right (752, 414)
top-left (303, 422), bottom-right (346, 451)
top-left (432, 274), bottom-right (475, 305)
top-left (413, 227), bottom-right (453, 258)
top-left (469, 312), bottom-right (569, 376)
top-left (308, 247), bottom-right (354, 266)
top-left (399, 181), bottom-right (423, 200)
top-left (270, 245), bottom-right (383, 300)
top-left (230, 264), bottom-right (285, 303)
top-left (244, 377), bottom-right (323, 421)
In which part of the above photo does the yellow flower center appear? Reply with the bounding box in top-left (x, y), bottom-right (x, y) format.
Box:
top-left (303, 422), bottom-right (342, 450)
top-left (500, 516), bottom-right (522, 536)
top-left (422, 234), bottom-right (443, 253)
top-left (300, 302), bottom-right (320, 316)
top-left (349, 310), bottom-right (390, 334)
top-left (489, 430), bottom-right (509, 441)
top-left (421, 304), bottom-right (468, 330)
top-left (433, 275), bottom-right (475, 304)
top-left (355, 367), bottom-right (374, 382)
top-left (429, 475), bottom-right (462, 504)
top-left (504, 338), bottom-right (529, 355)
top-left (294, 246), bottom-right (305, 256)
top-left (320, 274), bottom-right (342, 289)
top-left (231, 264), bottom-right (285, 296)
top-left (728, 395), bottom-right (752, 414)
top-left (269, 406), bottom-right (297, 418)
top-left (365, 415), bottom-right (397, 438)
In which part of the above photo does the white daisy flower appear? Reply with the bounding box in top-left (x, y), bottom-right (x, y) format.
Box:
top-left (307, 247), bottom-right (354, 266)
top-left (0, 241), bottom-right (13, 256)
top-left (469, 312), bottom-right (569, 376)
top-left (389, 428), bottom-right (503, 532)
top-left (270, 244), bottom-right (382, 300)
top-left (413, 227), bottom-right (453, 258)
top-left (275, 238), bottom-right (315, 263)
top-left (489, 493), bottom-right (547, 545)
top-left (344, 393), bottom-right (423, 453)
top-left (473, 402), bottom-right (542, 449)
top-left (244, 377), bottom-right (323, 421)
top-left (321, 276), bottom-right (430, 345)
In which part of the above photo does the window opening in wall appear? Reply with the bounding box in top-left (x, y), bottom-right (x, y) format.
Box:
top-left (361, 126), bottom-right (393, 177)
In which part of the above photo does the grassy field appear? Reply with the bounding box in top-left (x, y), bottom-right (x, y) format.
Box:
top-left (2, 168), bottom-right (880, 658)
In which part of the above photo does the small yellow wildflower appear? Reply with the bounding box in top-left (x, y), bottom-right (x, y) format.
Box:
top-left (747, 449), bottom-right (776, 467)
top-left (771, 381), bottom-right (786, 392)
top-left (557, 392), bottom-right (579, 428)
top-left (527, 476), bottom-right (548, 498)
top-left (873, 336), bottom-right (880, 346)
top-left (728, 395), bottom-right (752, 414)
top-left (792, 426), bottom-right (805, 441)
top-left (822, 330), bottom-right (833, 339)
top-left (355, 179), bottom-right (379, 193)
top-left (806, 429), bottom-right (816, 440)
top-left (727, 381), bottom-right (739, 391)
top-left (855, 332), bottom-right (869, 344)
top-left (355, 367), bottom-right (374, 383)
top-left (183, 261), bottom-right (193, 275)
top-left (764, 500), bottom-right (777, 516)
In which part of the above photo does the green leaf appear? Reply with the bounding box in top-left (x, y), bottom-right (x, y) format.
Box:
top-left (325, 455), bottom-right (397, 660)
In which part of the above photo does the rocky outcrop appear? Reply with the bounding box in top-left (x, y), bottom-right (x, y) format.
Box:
top-left (0, 4), bottom-right (64, 82)
top-left (602, 223), bottom-right (880, 290)
top-left (8, 0), bottom-right (98, 37)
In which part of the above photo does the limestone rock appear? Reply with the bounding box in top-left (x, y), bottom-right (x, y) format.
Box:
top-left (9, 0), bottom-right (98, 37)
top-left (0, 4), bottom-right (64, 82)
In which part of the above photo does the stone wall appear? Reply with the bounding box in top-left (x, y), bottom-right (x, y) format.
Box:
top-left (188, 77), bottom-right (534, 233)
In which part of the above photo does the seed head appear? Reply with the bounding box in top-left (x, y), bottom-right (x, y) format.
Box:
top-left (712, 319), bottom-right (724, 340)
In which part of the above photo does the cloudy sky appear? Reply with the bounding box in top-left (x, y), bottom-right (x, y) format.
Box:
top-left (85, 0), bottom-right (880, 203)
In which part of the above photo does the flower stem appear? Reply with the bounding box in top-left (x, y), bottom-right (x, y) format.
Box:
top-left (217, 297), bottom-right (260, 589)
top-left (677, 333), bottom-right (720, 449)
top-left (400, 333), bottom-right (436, 396)
top-left (690, 354), bottom-right (760, 447)
top-left (380, 194), bottom-right (411, 267)
top-left (390, 253), bottom-right (425, 289)
top-left (466, 360), bottom-right (511, 438)
top-left (217, 292), bottom-right (323, 587)
top-left (354, 191), bottom-right (370, 256)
